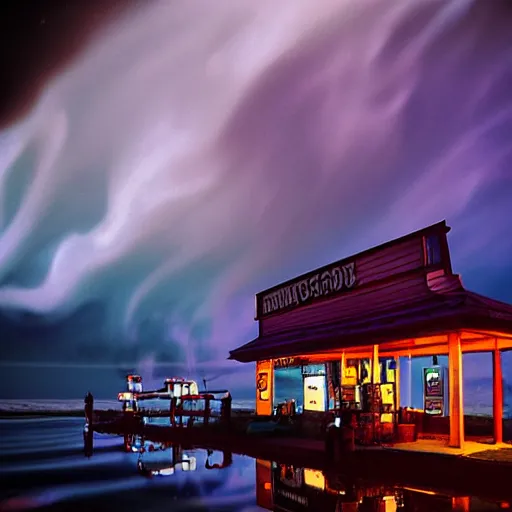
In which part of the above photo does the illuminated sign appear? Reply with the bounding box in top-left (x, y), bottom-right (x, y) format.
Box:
top-left (423, 366), bottom-right (446, 416)
top-left (303, 469), bottom-right (325, 490)
top-left (302, 364), bottom-right (326, 376)
top-left (424, 368), bottom-right (442, 397)
top-left (259, 261), bottom-right (357, 316)
top-left (274, 357), bottom-right (306, 369)
top-left (118, 392), bottom-right (134, 401)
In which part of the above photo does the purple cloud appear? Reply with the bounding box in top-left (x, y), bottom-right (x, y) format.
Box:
top-left (0, 0), bottom-right (511, 371)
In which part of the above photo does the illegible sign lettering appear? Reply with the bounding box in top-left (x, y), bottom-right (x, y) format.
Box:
top-left (260, 261), bottom-right (356, 316)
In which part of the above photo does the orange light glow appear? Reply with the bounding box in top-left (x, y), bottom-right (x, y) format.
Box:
top-left (402, 487), bottom-right (437, 496)
top-left (267, 330), bottom-right (512, 362)
top-left (264, 482), bottom-right (271, 491)
top-left (304, 469), bottom-right (325, 490)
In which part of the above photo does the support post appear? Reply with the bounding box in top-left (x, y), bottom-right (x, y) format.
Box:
top-left (395, 357), bottom-right (401, 411)
top-left (448, 332), bottom-right (464, 449)
top-left (407, 353), bottom-right (412, 407)
top-left (372, 345), bottom-right (380, 443)
top-left (340, 352), bottom-right (346, 410)
top-left (372, 345), bottom-right (380, 384)
top-left (493, 340), bottom-right (503, 444)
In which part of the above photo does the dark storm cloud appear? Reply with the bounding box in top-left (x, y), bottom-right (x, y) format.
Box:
top-left (0, 0), bottom-right (138, 127)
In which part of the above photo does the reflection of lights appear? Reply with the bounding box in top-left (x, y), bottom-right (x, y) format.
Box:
top-left (118, 392), bottom-right (133, 401)
top-left (326, 488), bottom-right (346, 495)
top-left (402, 487), bottom-right (437, 496)
top-left (181, 458), bottom-right (197, 471)
top-left (383, 496), bottom-right (398, 512)
top-left (153, 467), bottom-right (175, 476)
top-left (303, 469), bottom-right (325, 490)
top-left (137, 454), bottom-right (197, 477)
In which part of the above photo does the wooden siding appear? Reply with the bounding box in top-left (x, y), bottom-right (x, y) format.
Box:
top-left (261, 237), bottom-right (426, 336)
top-left (256, 221), bottom-right (451, 320)
top-left (261, 273), bottom-right (431, 335)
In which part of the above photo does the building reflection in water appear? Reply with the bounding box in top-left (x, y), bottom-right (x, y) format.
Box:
top-left (255, 460), bottom-right (511, 512)
top-left (83, 429), bottom-right (509, 510)
top-left (83, 427), bottom-right (233, 477)
top-left (137, 442), bottom-right (233, 477)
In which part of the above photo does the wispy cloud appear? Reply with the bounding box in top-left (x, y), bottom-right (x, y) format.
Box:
top-left (0, 0), bottom-right (511, 371)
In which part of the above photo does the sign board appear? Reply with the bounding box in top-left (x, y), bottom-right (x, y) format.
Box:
top-left (274, 357), bottom-right (306, 369)
top-left (423, 366), bottom-right (447, 416)
top-left (259, 261), bottom-right (357, 317)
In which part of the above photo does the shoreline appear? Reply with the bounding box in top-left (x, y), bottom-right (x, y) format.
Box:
top-left (0, 409), bottom-right (88, 418)
top-left (0, 407), bottom-right (257, 419)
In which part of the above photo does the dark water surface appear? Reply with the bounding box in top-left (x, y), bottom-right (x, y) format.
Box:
top-left (1, 417), bottom-right (510, 511)
top-left (0, 417), bottom-right (260, 511)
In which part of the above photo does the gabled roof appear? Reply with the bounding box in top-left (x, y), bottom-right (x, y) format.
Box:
top-left (229, 274), bottom-right (512, 363)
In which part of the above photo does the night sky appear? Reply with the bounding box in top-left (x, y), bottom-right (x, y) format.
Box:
top-left (0, 0), bottom-right (511, 401)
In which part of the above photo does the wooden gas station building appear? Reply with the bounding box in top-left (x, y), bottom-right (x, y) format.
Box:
top-left (229, 221), bottom-right (512, 448)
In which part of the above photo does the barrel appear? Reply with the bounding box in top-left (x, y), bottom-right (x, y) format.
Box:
top-left (396, 423), bottom-right (416, 443)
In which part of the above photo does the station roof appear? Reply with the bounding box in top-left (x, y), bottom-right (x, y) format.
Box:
top-left (229, 277), bottom-right (512, 363)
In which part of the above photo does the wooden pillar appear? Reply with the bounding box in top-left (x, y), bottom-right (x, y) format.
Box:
top-left (372, 345), bottom-right (380, 384)
top-left (448, 332), bottom-right (464, 449)
top-left (340, 352), bottom-right (346, 408)
top-left (493, 340), bottom-right (503, 444)
top-left (395, 357), bottom-right (401, 411)
top-left (407, 353), bottom-right (412, 407)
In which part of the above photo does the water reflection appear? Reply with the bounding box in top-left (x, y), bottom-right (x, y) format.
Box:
top-left (0, 417), bottom-right (256, 511)
top-left (4, 418), bottom-right (510, 511)
top-left (84, 427), bottom-right (234, 476)
top-left (255, 460), bottom-right (511, 512)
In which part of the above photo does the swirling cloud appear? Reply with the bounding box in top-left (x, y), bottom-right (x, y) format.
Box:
top-left (0, 0), bottom-right (511, 366)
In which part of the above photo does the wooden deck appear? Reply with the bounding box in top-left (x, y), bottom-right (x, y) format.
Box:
top-left (385, 438), bottom-right (512, 458)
